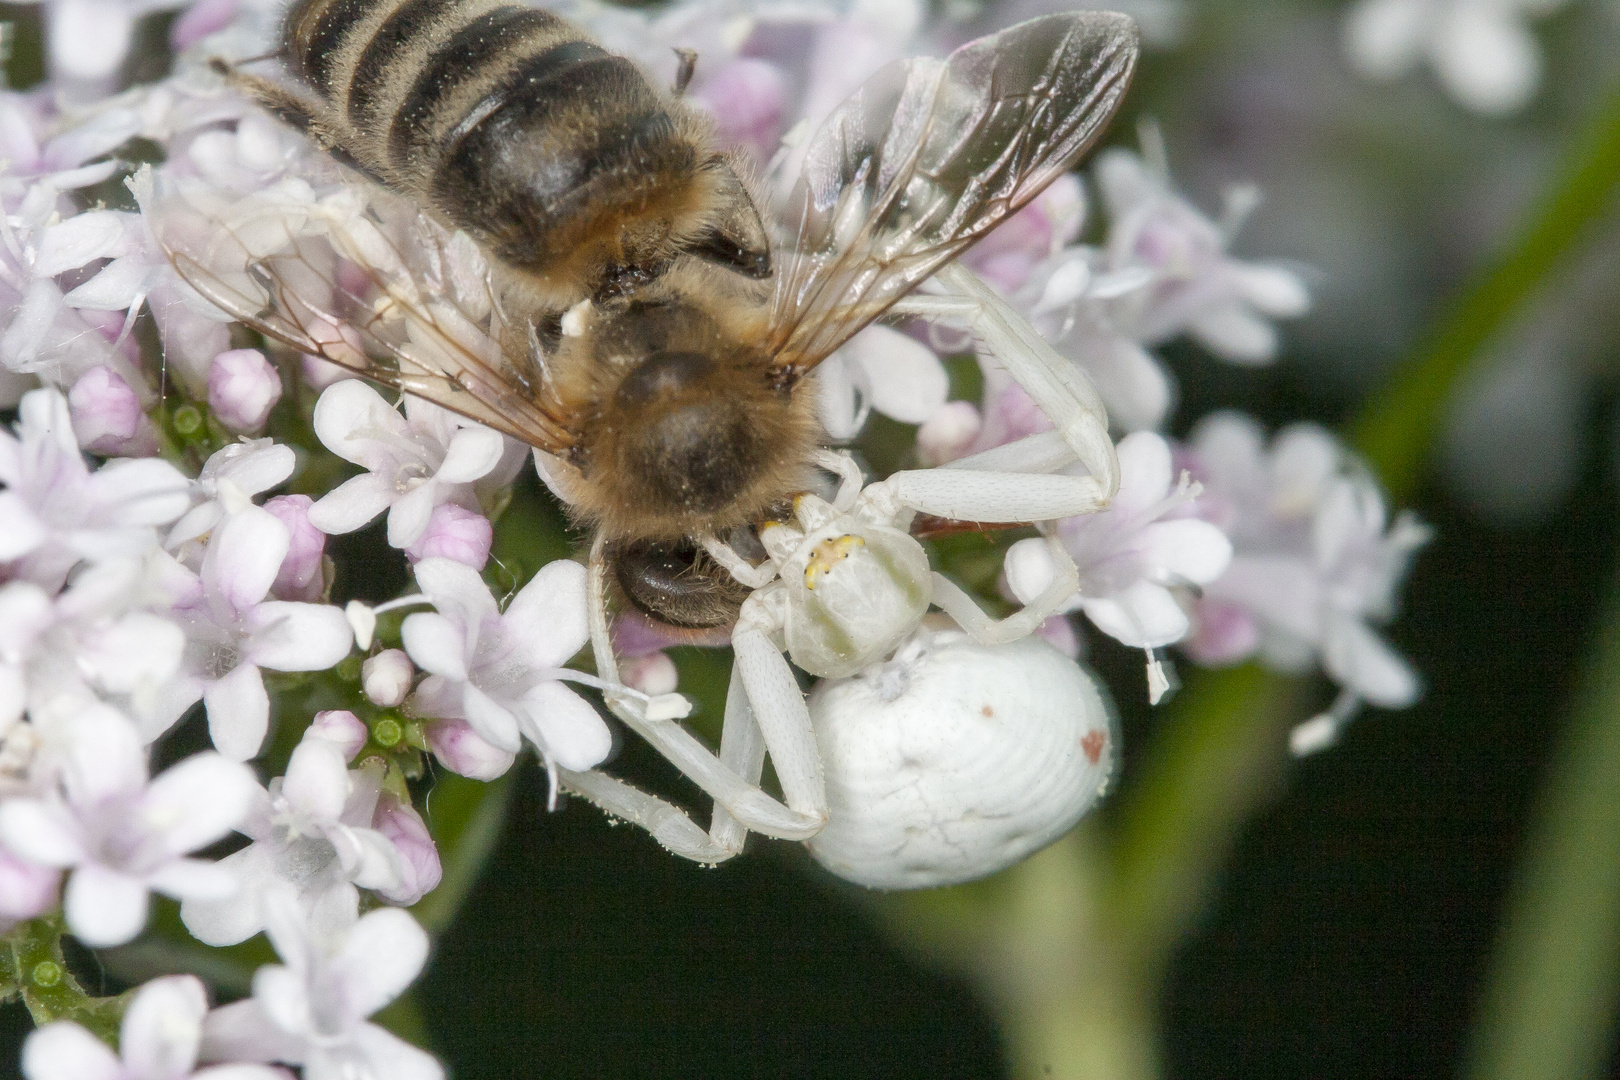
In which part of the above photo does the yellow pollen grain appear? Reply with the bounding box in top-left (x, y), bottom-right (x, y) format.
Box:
top-left (804, 535), bottom-right (864, 591)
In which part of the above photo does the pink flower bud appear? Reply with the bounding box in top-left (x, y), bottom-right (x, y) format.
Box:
top-left (362, 648), bottom-right (414, 708)
top-left (1182, 599), bottom-right (1260, 666)
top-left (915, 401), bottom-right (983, 466)
top-left (404, 503), bottom-right (492, 569)
top-left (69, 366), bottom-right (156, 456)
top-left (264, 494), bottom-right (327, 602)
top-left (0, 844), bottom-right (59, 928)
top-left (301, 353), bottom-right (354, 391)
top-left (425, 717), bottom-right (515, 781)
top-left (1036, 614), bottom-right (1080, 658)
top-left (622, 651), bottom-right (677, 696)
top-left (307, 709), bottom-right (368, 761)
top-left (208, 348), bottom-right (282, 433)
top-left (371, 793), bottom-right (442, 906)
top-left (693, 59), bottom-right (788, 159)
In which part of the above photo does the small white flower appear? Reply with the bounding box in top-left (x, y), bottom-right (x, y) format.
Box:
top-left (402, 557), bottom-right (609, 776)
top-left (1186, 414), bottom-right (1432, 743)
top-left (22, 974), bottom-right (284, 1080)
top-left (1343, 0), bottom-right (1567, 115)
top-left (168, 438), bottom-right (297, 549)
top-left (157, 505), bottom-right (353, 758)
top-left (1007, 431), bottom-right (1232, 699)
top-left (817, 324), bottom-right (949, 441)
top-left (0, 706), bottom-right (255, 947)
top-left (1094, 142), bottom-right (1309, 366)
top-left (1011, 432), bottom-right (1232, 647)
top-left (181, 730), bottom-right (403, 947)
top-left (306, 381), bottom-right (505, 549)
top-left (200, 890), bottom-right (444, 1080)
top-left (0, 388), bottom-right (190, 589)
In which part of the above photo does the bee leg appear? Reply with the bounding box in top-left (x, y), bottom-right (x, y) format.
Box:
top-left (672, 47), bottom-right (699, 95)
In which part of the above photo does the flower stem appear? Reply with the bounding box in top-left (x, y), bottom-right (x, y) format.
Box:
top-left (1351, 75), bottom-right (1620, 501)
top-left (1464, 574), bottom-right (1620, 1080)
top-left (0, 916), bottom-right (129, 1044)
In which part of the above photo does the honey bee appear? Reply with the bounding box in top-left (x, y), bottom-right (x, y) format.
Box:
top-left (158, 5), bottom-right (1139, 631)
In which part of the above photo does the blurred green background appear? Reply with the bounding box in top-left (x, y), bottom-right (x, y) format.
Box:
top-left (6, 0), bottom-right (1620, 1077)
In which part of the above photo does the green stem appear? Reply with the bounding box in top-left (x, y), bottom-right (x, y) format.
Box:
top-left (1465, 577), bottom-right (1620, 1080)
top-left (0, 916), bottom-right (129, 1044)
top-left (413, 772), bottom-right (514, 936)
top-left (1102, 666), bottom-right (1301, 977)
top-left (1350, 75), bottom-right (1620, 499)
top-left (980, 64), bottom-right (1620, 1080)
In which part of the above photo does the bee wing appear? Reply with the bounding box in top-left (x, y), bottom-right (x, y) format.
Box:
top-left (142, 170), bottom-right (576, 451)
top-left (768, 12), bottom-right (1139, 375)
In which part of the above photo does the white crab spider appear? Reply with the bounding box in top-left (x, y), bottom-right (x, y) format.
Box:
top-left (557, 267), bottom-right (1124, 873)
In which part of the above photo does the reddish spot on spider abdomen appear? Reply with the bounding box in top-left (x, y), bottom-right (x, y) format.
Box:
top-left (1081, 730), bottom-right (1105, 765)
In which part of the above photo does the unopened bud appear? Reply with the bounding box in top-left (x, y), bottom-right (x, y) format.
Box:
top-left (404, 503), bottom-right (492, 570)
top-left (371, 793), bottom-right (442, 906)
top-left (208, 348), bottom-right (282, 433)
top-left (362, 649), bottom-right (413, 708)
top-left (264, 494), bottom-right (327, 602)
top-left (307, 709), bottom-right (367, 761)
top-left (424, 717), bottom-right (515, 781)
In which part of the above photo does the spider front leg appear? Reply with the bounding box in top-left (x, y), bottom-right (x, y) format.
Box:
top-left (861, 470), bottom-right (1087, 646)
top-left (582, 537), bottom-right (823, 842)
top-left (894, 262), bottom-right (1119, 500)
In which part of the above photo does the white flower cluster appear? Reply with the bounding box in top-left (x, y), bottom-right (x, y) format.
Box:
top-left (1341, 0), bottom-right (1570, 115)
top-left (0, 0), bottom-right (1434, 1073)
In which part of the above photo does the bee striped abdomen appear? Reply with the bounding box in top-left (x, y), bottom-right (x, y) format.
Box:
top-left (282, 0), bottom-right (712, 291)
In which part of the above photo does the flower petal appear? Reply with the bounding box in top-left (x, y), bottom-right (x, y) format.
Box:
top-left (1323, 615), bottom-right (1420, 708)
top-left (400, 612), bottom-right (469, 682)
top-left (203, 507), bottom-right (289, 616)
top-left (147, 857), bottom-right (240, 902)
top-left (385, 483), bottom-right (437, 549)
top-left (503, 558), bottom-right (588, 669)
top-left (246, 602), bottom-right (353, 671)
top-left (460, 683), bottom-right (520, 754)
top-left (435, 425), bottom-right (504, 484)
top-left (120, 975), bottom-right (207, 1080)
top-left (1112, 431), bottom-right (1174, 513)
top-left (520, 682), bottom-right (611, 772)
top-left (64, 863), bottom-right (149, 947)
top-left (311, 380), bottom-right (405, 469)
top-left (307, 473), bottom-right (396, 535)
top-left (201, 998), bottom-right (308, 1067)
top-left (1082, 580), bottom-right (1189, 649)
top-left (344, 1022), bottom-right (445, 1080)
top-left (327, 908), bottom-right (429, 1020)
top-left (0, 800), bottom-right (84, 867)
top-left (1136, 519), bottom-right (1232, 586)
top-left (849, 324), bottom-right (948, 424)
top-left (180, 844), bottom-right (276, 947)
top-left (144, 752), bottom-right (258, 855)
top-left (412, 556), bottom-right (498, 625)
top-left (282, 738), bottom-right (351, 823)
top-left (21, 1022), bottom-right (123, 1080)
top-left (204, 663), bottom-right (271, 762)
